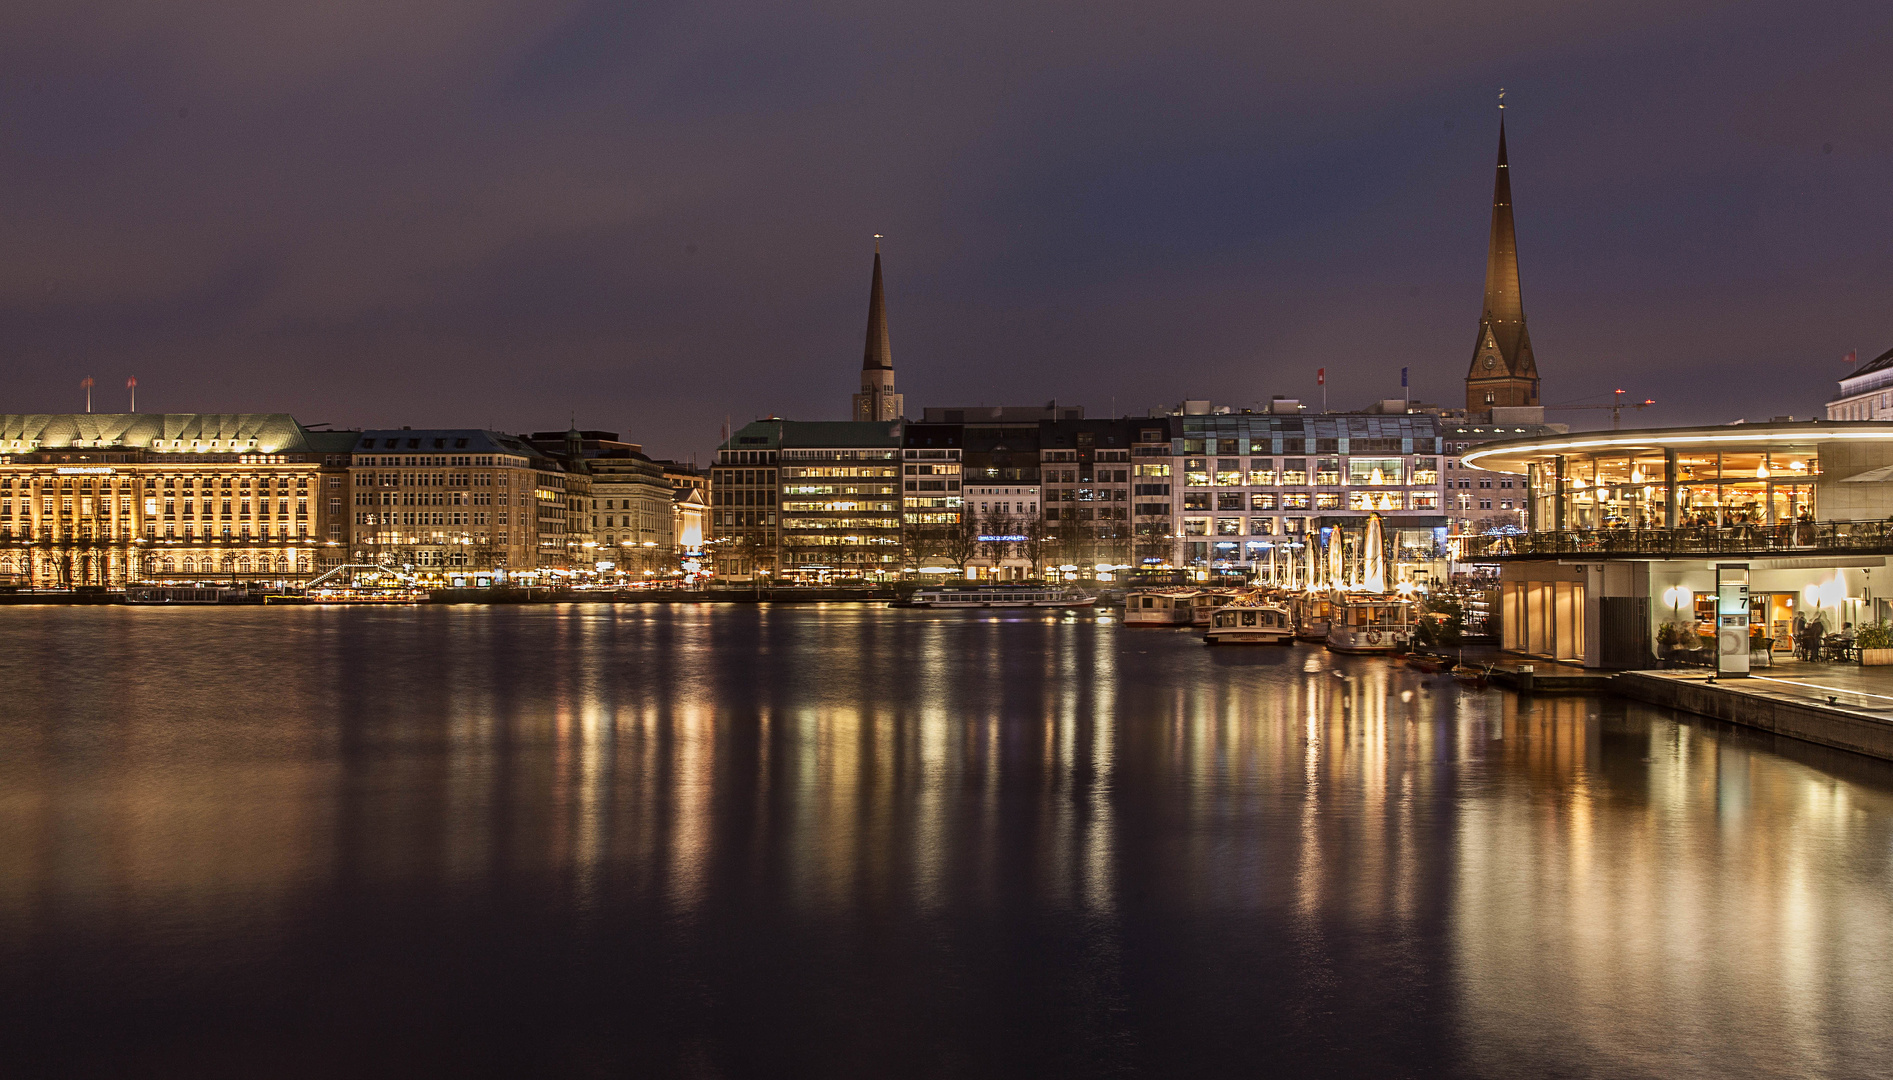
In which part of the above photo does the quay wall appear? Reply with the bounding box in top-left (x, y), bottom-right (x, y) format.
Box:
top-left (1613, 671), bottom-right (1893, 762)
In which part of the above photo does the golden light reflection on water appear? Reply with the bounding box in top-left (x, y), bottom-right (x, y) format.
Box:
top-left (0, 605), bottom-right (1889, 1075)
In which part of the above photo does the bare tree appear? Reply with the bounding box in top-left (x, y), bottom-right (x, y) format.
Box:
top-left (940, 507), bottom-right (980, 575)
top-left (977, 504), bottom-right (1014, 573)
top-left (1023, 513), bottom-right (1052, 580)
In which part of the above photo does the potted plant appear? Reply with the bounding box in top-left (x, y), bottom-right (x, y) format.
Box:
top-left (1856, 622), bottom-right (1893, 665)
top-left (1656, 620), bottom-right (1692, 657)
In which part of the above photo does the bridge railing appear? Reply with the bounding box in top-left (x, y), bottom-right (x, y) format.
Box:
top-left (1460, 519), bottom-right (1893, 560)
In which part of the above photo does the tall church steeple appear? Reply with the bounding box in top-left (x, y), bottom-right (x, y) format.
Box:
top-left (852, 237), bottom-right (904, 421)
top-left (1466, 99), bottom-right (1540, 411)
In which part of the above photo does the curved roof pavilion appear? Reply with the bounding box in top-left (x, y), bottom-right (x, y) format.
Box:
top-left (1458, 420), bottom-right (1893, 555)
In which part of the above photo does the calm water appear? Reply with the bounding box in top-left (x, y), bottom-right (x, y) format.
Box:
top-left (1, 605), bottom-right (1890, 1078)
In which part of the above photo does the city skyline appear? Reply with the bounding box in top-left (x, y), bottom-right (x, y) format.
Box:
top-left (5, 3), bottom-right (1889, 460)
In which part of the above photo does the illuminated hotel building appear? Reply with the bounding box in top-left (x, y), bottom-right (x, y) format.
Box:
top-left (0, 413), bottom-right (354, 587)
top-left (348, 429), bottom-right (569, 575)
top-left (1162, 410), bottom-right (1448, 576)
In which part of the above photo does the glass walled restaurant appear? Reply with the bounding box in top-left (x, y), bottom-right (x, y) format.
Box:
top-left (1523, 445), bottom-right (1816, 531)
top-left (1461, 422), bottom-right (1893, 668)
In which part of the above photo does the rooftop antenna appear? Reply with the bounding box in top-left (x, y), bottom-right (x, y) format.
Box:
top-left (127, 376), bottom-right (137, 412)
top-left (81, 377), bottom-right (94, 413)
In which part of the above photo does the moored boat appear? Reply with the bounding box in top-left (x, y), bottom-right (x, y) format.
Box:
top-left (1189, 588), bottom-right (1241, 626)
top-left (1204, 601), bottom-right (1296, 645)
top-left (1452, 663), bottom-right (1492, 689)
top-left (1124, 588), bottom-right (1202, 626)
top-left (895, 586), bottom-right (1096, 609)
top-left (1325, 594), bottom-right (1414, 654)
top-left (125, 584), bottom-right (262, 605)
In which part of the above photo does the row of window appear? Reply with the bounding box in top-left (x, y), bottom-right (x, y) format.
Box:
top-left (1182, 517), bottom-right (1314, 537)
top-left (354, 512), bottom-right (493, 527)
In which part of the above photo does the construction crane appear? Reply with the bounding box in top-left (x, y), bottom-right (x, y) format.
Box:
top-left (1545, 388), bottom-right (1655, 430)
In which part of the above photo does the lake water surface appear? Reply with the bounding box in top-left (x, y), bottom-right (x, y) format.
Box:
top-left (1, 604), bottom-right (1890, 1077)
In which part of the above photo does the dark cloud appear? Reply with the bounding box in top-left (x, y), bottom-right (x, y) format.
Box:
top-left (1, 0), bottom-right (1888, 458)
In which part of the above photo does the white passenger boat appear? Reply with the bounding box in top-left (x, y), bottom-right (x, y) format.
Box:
top-left (125, 584), bottom-right (258, 605)
top-left (1188, 588), bottom-right (1241, 626)
top-left (1325, 594), bottom-right (1414, 654)
top-left (897, 586), bottom-right (1096, 609)
top-left (1204, 601), bottom-right (1296, 645)
top-left (1125, 588), bottom-right (1202, 626)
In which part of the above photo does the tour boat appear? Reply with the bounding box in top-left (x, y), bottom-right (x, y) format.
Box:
top-left (1125, 588), bottom-right (1203, 626)
top-left (897, 586), bottom-right (1096, 609)
top-left (1188, 588), bottom-right (1241, 626)
top-left (1325, 594), bottom-right (1414, 654)
top-left (1288, 592), bottom-right (1333, 641)
top-left (125, 584), bottom-right (260, 605)
top-left (1204, 601), bottom-right (1296, 645)
top-left (305, 585), bottom-right (432, 604)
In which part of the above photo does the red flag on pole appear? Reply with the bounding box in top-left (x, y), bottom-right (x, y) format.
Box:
top-left (1317, 368), bottom-right (1325, 385)
top-left (1845, 350), bottom-right (1859, 365)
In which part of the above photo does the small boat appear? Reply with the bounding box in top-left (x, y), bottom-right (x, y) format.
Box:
top-left (1405, 652), bottom-right (1450, 673)
top-left (1451, 664), bottom-right (1491, 689)
top-left (895, 586), bottom-right (1096, 609)
top-left (1124, 588), bottom-right (1202, 626)
top-left (1204, 601), bottom-right (1296, 645)
top-left (1326, 593), bottom-right (1415, 654)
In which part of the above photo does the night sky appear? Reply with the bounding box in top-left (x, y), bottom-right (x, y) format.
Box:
top-left (4, 2), bottom-right (1888, 461)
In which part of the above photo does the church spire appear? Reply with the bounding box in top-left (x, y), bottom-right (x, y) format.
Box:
top-left (1466, 95), bottom-right (1540, 411)
top-left (852, 236), bottom-right (903, 421)
top-left (862, 238), bottom-right (892, 372)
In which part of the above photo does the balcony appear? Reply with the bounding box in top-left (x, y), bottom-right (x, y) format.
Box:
top-left (1462, 519), bottom-right (1893, 560)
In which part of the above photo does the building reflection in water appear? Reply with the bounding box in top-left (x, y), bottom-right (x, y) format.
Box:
top-left (0, 605), bottom-right (1888, 1075)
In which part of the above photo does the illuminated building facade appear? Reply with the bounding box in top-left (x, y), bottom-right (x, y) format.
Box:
top-left (710, 419), bottom-right (904, 580)
top-left (1163, 412), bottom-right (1448, 577)
top-left (1040, 418), bottom-right (1144, 572)
top-left (0, 413), bottom-right (353, 587)
top-left (962, 482), bottom-right (1040, 578)
top-left (348, 429), bottom-right (561, 575)
top-left (1442, 415), bottom-right (1563, 534)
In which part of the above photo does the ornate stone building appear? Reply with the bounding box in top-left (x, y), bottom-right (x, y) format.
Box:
top-left (347, 429), bottom-right (569, 575)
top-left (0, 413), bottom-right (354, 587)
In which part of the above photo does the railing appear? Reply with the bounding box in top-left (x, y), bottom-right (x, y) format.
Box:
top-left (1461, 519), bottom-right (1893, 560)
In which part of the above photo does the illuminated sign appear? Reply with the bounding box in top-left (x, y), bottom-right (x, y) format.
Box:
top-left (977, 534), bottom-right (1029, 542)
top-left (55, 467), bottom-right (115, 475)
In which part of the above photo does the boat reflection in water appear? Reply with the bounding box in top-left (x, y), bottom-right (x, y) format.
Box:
top-left (0, 605), bottom-right (1888, 1077)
